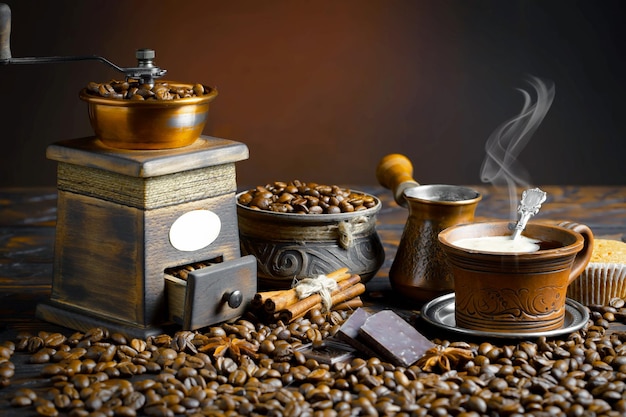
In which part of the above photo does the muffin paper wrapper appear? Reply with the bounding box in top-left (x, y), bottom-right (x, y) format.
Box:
top-left (568, 263), bottom-right (626, 306)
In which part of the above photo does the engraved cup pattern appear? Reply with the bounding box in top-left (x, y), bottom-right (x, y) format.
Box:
top-left (455, 284), bottom-right (567, 331)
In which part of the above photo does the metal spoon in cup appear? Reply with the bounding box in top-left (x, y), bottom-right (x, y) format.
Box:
top-left (511, 188), bottom-right (547, 240)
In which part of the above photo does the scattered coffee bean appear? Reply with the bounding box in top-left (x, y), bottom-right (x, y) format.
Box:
top-left (5, 300), bottom-right (626, 416)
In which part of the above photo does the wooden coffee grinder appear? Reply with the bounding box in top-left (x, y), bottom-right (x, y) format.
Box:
top-left (37, 135), bottom-right (257, 339)
top-left (1, 3), bottom-right (257, 338)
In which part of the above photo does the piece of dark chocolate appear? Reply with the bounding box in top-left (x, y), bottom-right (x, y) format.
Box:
top-left (335, 308), bottom-right (379, 358)
top-left (296, 339), bottom-right (355, 365)
top-left (358, 309), bottom-right (434, 367)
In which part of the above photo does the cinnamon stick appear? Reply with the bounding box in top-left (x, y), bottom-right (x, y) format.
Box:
top-left (264, 290), bottom-right (299, 313)
top-left (266, 268), bottom-right (352, 312)
top-left (252, 267), bottom-right (353, 314)
top-left (289, 295), bottom-right (364, 322)
top-left (251, 289), bottom-right (285, 310)
top-left (282, 283), bottom-right (366, 322)
top-left (326, 267), bottom-right (350, 279)
top-left (331, 282), bottom-right (365, 305)
top-left (278, 277), bottom-right (365, 322)
top-left (333, 296), bottom-right (363, 311)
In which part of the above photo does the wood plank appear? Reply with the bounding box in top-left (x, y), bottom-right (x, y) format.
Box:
top-left (0, 188), bottom-right (57, 227)
top-left (0, 286), bottom-right (51, 325)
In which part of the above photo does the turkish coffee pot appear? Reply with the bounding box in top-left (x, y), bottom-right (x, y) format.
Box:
top-left (376, 154), bottom-right (482, 303)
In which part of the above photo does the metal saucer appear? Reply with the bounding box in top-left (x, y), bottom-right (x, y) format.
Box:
top-left (421, 293), bottom-right (589, 339)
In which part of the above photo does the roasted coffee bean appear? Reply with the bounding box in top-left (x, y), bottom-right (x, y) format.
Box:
top-left (53, 393), bottom-right (71, 409)
top-left (35, 404), bottom-right (59, 416)
top-left (11, 395), bottom-right (33, 407)
top-left (84, 328), bottom-right (108, 343)
top-left (238, 181), bottom-right (377, 214)
top-left (40, 363), bottom-right (66, 377)
top-left (85, 80), bottom-right (209, 101)
top-left (30, 348), bottom-right (54, 364)
top-left (43, 333), bottom-right (67, 348)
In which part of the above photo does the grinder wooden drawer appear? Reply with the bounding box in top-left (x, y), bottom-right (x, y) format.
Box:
top-left (165, 255), bottom-right (257, 330)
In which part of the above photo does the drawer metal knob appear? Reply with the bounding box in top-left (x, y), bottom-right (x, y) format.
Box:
top-left (223, 290), bottom-right (243, 309)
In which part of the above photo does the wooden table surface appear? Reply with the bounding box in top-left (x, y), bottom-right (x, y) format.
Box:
top-left (1, 185), bottom-right (626, 415)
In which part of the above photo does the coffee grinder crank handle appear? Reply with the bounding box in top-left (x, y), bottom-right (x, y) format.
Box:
top-left (0, 3), bottom-right (121, 68)
top-left (0, 3), bottom-right (166, 86)
top-left (0, 3), bottom-right (10, 61)
top-left (376, 153), bottom-right (420, 208)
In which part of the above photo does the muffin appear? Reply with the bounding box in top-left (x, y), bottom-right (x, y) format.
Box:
top-left (567, 239), bottom-right (626, 306)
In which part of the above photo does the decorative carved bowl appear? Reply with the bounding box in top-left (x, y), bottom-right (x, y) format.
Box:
top-left (236, 191), bottom-right (384, 289)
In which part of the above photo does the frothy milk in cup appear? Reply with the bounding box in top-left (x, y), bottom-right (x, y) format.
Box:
top-left (453, 235), bottom-right (540, 253)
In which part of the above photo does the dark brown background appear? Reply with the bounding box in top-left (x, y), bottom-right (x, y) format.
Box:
top-left (1, 0), bottom-right (624, 188)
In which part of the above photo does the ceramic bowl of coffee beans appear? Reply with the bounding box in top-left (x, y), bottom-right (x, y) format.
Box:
top-left (237, 180), bottom-right (385, 289)
top-left (79, 80), bottom-right (218, 150)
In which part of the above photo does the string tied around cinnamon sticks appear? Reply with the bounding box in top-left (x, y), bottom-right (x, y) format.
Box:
top-left (251, 267), bottom-right (365, 323)
top-left (293, 274), bottom-right (338, 312)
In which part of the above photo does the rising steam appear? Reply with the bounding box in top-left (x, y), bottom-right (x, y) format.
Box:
top-left (480, 76), bottom-right (555, 218)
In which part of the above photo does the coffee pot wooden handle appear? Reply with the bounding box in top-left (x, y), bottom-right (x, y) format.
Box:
top-left (376, 154), bottom-right (420, 207)
top-left (557, 221), bottom-right (594, 284)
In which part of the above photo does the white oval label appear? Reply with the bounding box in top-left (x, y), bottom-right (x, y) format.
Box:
top-left (169, 210), bottom-right (221, 252)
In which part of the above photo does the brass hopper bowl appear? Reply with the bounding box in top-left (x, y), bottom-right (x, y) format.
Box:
top-left (80, 83), bottom-right (218, 150)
